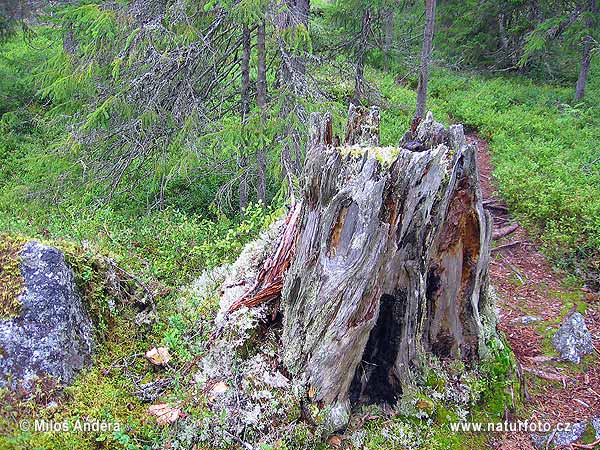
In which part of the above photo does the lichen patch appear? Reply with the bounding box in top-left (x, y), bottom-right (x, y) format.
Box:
top-left (337, 145), bottom-right (402, 168)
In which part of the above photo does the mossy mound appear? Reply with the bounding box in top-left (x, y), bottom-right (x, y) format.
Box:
top-left (0, 233), bottom-right (167, 449)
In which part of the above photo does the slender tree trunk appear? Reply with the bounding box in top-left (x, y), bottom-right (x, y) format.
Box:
top-left (278, 0), bottom-right (311, 187)
top-left (383, 8), bottom-right (394, 71)
top-left (354, 8), bottom-right (371, 103)
top-left (279, 0), bottom-right (310, 88)
top-left (292, 0), bottom-right (309, 171)
top-left (256, 20), bottom-right (267, 204)
top-left (575, 0), bottom-right (598, 101)
top-left (239, 25), bottom-right (251, 211)
top-left (415, 0), bottom-right (436, 120)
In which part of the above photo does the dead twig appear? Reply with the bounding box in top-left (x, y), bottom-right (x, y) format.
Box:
top-left (522, 366), bottom-right (566, 382)
top-left (223, 430), bottom-right (254, 450)
top-left (546, 427), bottom-right (557, 450)
top-left (492, 241), bottom-right (523, 253)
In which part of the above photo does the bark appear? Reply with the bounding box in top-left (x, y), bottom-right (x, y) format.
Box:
top-left (415, 0), bottom-right (436, 120)
top-left (575, 0), bottom-right (598, 101)
top-left (256, 21), bottom-right (267, 204)
top-left (239, 25), bottom-right (251, 211)
top-left (280, 106), bottom-right (494, 428)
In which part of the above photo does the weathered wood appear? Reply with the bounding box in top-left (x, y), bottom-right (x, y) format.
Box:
top-left (280, 107), bottom-right (494, 428)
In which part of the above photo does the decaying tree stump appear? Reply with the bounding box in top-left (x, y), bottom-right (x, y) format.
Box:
top-left (278, 106), bottom-right (495, 426)
top-left (212, 105), bottom-right (498, 436)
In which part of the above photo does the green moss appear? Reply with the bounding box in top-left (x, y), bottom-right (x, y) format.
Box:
top-left (580, 422), bottom-right (598, 445)
top-left (424, 369), bottom-right (446, 392)
top-left (58, 240), bottom-right (118, 337)
top-left (0, 234), bottom-right (27, 320)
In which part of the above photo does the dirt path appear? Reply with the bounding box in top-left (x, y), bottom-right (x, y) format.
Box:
top-left (468, 135), bottom-right (600, 449)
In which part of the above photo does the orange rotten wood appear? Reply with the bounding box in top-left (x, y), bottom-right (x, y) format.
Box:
top-left (227, 202), bottom-right (302, 313)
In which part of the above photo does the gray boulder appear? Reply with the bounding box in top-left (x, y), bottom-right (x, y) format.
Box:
top-left (0, 241), bottom-right (94, 390)
top-left (551, 312), bottom-right (594, 364)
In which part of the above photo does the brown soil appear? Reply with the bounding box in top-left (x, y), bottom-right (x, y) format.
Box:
top-left (468, 135), bottom-right (600, 449)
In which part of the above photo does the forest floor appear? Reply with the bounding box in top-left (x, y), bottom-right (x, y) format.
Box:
top-left (469, 135), bottom-right (600, 450)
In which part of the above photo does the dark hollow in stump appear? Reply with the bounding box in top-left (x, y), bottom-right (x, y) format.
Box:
top-left (280, 106), bottom-right (495, 426)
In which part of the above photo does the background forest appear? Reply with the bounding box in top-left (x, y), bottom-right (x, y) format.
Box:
top-left (0, 0), bottom-right (599, 449)
top-left (1, 0), bottom-right (599, 285)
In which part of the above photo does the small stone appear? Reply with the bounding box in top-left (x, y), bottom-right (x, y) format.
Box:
top-left (531, 422), bottom-right (587, 449)
top-left (511, 315), bottom-right (543, 325)
top-left (551, 312), bottom-right (594, 364)
top-left (552, 421), bottom-right (587, 447)
top-left (591, 418), bottom-right (600, 440)
top-left (325, 400), bottom-right (350, 434)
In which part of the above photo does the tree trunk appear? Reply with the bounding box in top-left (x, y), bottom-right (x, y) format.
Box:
top-left (354, 8), bottom-right (371, 104)
top-left (278, 0), bottom-right (310, 91)
top-left (280, 106), bottom-right (495, 428)
top-left (239, 25), bottom-right (251, 211)
top-left (256, 20), bottom-right (267, 204)
top-left (415, 0), bottom-right (436, 120)
top-left (277, 0), bottom-right (311, 187)
top-left (575, 0), bottom-right (598, 101)
top-left (383, 8), bottom-right (394, 71)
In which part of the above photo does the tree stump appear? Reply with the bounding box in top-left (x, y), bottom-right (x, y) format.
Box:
top-left (280, 106), bottom-right (495, 426)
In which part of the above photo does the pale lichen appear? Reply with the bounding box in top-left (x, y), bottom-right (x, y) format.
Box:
top-left (338, 144), bottom-right (403, 170)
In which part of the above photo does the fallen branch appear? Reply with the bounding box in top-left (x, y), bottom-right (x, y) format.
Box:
top-left (546, 428), bottom-right (557, 450)
top-left (522, 366), bottom-right (565, 382)
top-left (493, 223), bottom-right (518, 240)
top-left (484, 203), bottom-right (509, 213)
top-left (491, 241), bottom-right (522, 253)
top-left (227, 203), bottom-right (302, 313)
